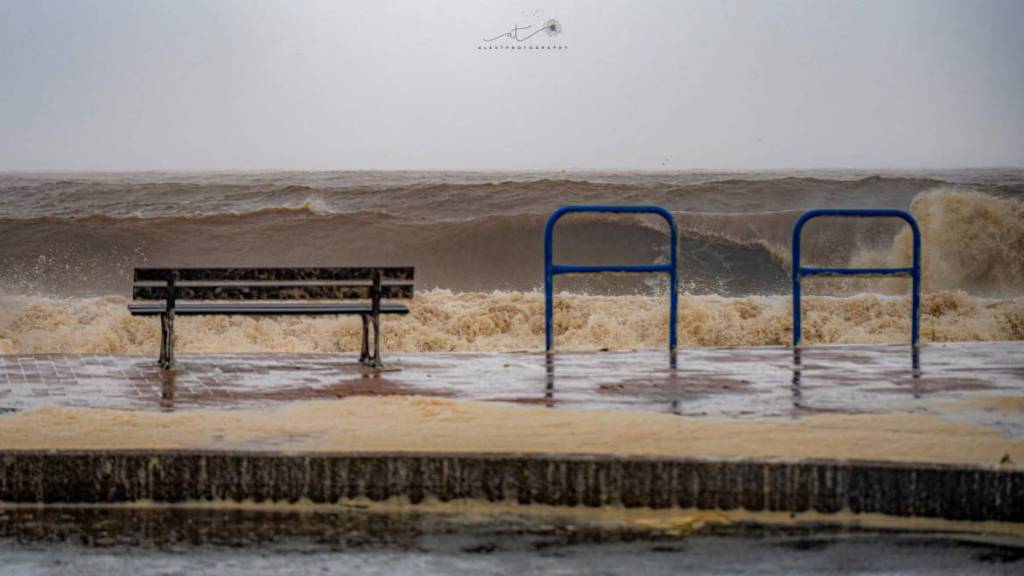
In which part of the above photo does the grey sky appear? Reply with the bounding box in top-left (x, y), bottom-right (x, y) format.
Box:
top-left (1, 0), bottom-right (1022, 171)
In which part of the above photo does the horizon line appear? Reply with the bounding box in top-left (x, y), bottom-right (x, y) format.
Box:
top-left (2, 165), bottom-right (1023, 175)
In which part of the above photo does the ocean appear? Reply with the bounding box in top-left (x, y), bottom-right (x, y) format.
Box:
top-left (0, 170), bottom-right (1021, 354)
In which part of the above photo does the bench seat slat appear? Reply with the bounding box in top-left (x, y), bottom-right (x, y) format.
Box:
top-left (133, 284), bottom-right (413, 301)
top-left (128, 303), bottom-right (410, 316)
top-left (134, 267), bottom-right (414, 282)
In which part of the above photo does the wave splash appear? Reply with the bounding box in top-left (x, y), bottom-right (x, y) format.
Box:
top-left (1, 289), bottom-right (1020, 355)
top-left (856, 189), bottom-right (1024, 296)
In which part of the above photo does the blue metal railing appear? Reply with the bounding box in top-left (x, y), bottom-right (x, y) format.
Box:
top-left (545, 206), bottom-right (679, 352)
top-left (792, 209), bottom-right (922, 349)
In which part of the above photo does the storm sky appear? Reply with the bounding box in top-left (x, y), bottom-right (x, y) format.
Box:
top-left (1, 0), bottom-right (1022, 171)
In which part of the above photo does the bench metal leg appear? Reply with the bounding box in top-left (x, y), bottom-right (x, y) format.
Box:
top-left (359, 314), bottom-right (383, 368)
top-left (159, 312), bottom-right (175, 370)
top-left (362, 270), bottom-right (385, 369)
top-left (359, 314), bottom-right (370, 364)
top-left (369, 308), bottom-right (382, 368)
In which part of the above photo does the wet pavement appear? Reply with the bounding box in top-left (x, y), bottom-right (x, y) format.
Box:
top-left (3, 532), bottom-right (1021, 575)
top-left (0, 506), bottom-right (1021, 575)
top-left (0, 342), bottom-right (1021, 430)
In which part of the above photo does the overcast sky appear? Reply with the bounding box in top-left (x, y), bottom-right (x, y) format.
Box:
top-left (1, 0), bottom-right (1022, 171)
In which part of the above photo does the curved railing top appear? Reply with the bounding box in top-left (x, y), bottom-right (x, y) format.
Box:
top-left (792, 208), bottom-right (921, 245)
top-left (544, 205), bottom-right (679, 352)
top-left (544, 205), bottom-right (678, 252)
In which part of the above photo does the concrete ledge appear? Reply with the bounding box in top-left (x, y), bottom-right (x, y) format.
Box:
top-left (1, 451), bottom-right (1021, 523)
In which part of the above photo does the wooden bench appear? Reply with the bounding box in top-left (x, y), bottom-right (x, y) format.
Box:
top-left (128, 267), bottom-right (414, 369)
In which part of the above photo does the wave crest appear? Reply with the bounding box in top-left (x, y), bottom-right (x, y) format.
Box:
top-left (0, 184), bottom-right (1020, 297)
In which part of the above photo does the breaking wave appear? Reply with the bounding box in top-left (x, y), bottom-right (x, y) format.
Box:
top-left (0, 171), bottom-right (1021, 353)
top-left (1, 187), bottom-right (1021, 297)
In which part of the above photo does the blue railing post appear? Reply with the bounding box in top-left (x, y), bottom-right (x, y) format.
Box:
top-left (791, 209), bottom-right (922, 349)
top-left (545, 227), bottom-right (555, 351)
top-left (544, 206), bottom-right (679, 353)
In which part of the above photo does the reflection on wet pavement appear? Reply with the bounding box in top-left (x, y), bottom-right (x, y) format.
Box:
top-left (0, 507), bottom-right (1021, 576)
top-left (0, 342), bottom-right (1022, 431)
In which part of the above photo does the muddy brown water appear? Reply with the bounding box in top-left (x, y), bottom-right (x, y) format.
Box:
top-left (0, 507), bottom-right (1021, 575)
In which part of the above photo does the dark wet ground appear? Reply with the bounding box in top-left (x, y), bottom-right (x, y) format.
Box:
top-left (0, 342), bottom-right (1022, 430)
top-left (0, 507), bottom-right (1021, 575)
top-left (2, 345), bottom-right (1024, 572)
top-left (3, 536), bottom-right (1021, 575)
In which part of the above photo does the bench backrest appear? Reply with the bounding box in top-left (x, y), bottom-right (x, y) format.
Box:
top-left (132, 268), bottom-right (414, 301)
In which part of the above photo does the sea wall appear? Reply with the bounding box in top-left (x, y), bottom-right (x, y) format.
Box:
top-left (2, 451), bottom-right (1021, 523)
